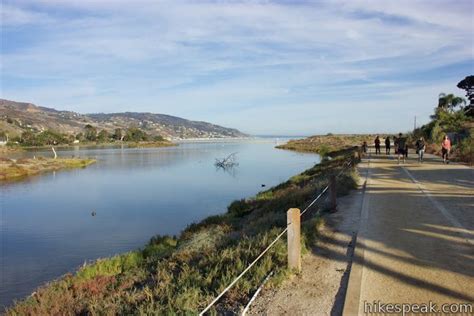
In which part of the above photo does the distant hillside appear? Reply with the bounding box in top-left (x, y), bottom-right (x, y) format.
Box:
top-left (0, 99), bottom-right (247, 140)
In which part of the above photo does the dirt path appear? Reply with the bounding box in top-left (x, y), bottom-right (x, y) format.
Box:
top-left (248, 171), bottom-right (366, 315)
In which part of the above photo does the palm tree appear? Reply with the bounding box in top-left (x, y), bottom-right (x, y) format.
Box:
top-left (438, 93), bottom-right (466, 112)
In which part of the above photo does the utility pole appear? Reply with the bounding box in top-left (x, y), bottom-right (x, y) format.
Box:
top-left (414, 116), bottom-right (417, 131)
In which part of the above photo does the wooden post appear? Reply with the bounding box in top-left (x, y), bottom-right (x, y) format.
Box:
top-left (287, 208), bottom-right (301, 272)
top-left (330, 175), bottom-right (337, 212)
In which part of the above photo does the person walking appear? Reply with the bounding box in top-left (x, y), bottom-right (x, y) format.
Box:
top-left (385, 136), bottom-right (391, 155)
top-left (394, 135), bottom-right (399, 155)
top-left (397, 133), bottom-right (406, 164)
top-left (441, 135), bottom-right (451, 164)
top-left (374, 136), bottom-right (381, 155)
top-left (415, 137), bottom-right (425, 162)
top-left (362, 141), bottom-right (368, 154)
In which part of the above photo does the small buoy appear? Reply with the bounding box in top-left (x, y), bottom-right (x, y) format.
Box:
top-left (261, 184), bottom-right (266, 187)
top-left (91, 211), bottom-right (96, 216)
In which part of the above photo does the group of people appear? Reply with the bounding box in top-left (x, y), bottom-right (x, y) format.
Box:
top-left (363, 134), bottom-right (452, 164)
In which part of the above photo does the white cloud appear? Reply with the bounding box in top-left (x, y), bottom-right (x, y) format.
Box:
top-left (0, 3), bottom-right (54, 25)
top-left (2, 0), bottom-right (472, 134)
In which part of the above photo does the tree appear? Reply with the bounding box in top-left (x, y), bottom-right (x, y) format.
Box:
top-left (84, 124), bottom-right (97, 141)
top-left (36, 130), bottom-right (67, 145)
top-left (113, 128), bottom-right (123, 141)
top-left (153, 135), bottom-right (165, 142)
top-left (457, 75), bottom-right (474, 103)
top-left (67, 134), bottom-right (76, 143)
top-left (21, 131), bottom-right (37, 146)
top-left (457, 75), bottom-right (474, 117)
top-left (437, 109), bottom-right (467, 132)
top-left (97, 130), bottom-right (110, 142)
top-left (437, 93), bottom-right (466, 112)
top-left (124, 127), bottom-right (149, 142)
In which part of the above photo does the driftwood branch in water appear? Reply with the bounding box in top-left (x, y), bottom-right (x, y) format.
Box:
top-left (214, 152), bottom-right (239, 169)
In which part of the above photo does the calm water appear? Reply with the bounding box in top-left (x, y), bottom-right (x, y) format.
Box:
top-left (0, 139), bottom-right (318, 308)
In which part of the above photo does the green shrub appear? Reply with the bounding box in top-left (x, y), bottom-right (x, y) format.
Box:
top-left (317, 144), bottom-right (331, 157)
top-left (228, 199), bottom-right (252, 217)
top-left (76, 251), bottom-right (143, 281)
top-left (457, 136), bottom-right (473, 164)
top-left (256, 190), bottom-right (274, 201)
top-left (142, 235), bottom-right (177, 259)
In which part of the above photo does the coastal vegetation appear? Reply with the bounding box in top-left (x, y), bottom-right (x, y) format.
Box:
top-left (0, 157), bottom-right (96, 182)
top-left (6, 145), bottom-right (360, 315)
top-left (412, 89), bottom-right (473, 163)
top-left (2, 125), bottom-right (173, 149)
top-left (277, 134), bottom-right (372, 157)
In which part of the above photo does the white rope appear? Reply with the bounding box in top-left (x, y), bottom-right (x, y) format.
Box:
top-left (301, 158), bottom-right (352, 216)
top-left (199, 228), bottom-right (288, 315)
top-left (199, 157), bottom-right (355, 314)
top-left (300, 185), bottom-right (329, 216)
top-left (241, 270), bottom-right (274, 315)
top-left (337, 159), bottom-right (352, 177)
top-left (200, 180), bottom-right (332, 314)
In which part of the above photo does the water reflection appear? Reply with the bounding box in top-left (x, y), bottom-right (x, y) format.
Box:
top-left (0, 140), bottom-right (318, 308)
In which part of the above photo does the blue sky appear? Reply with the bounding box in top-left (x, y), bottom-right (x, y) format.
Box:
top-left (1, 0), bottom-right (473, 135)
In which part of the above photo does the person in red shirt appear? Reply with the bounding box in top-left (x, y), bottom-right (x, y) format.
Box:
top-left (441, 135), bottom-right (451, 164)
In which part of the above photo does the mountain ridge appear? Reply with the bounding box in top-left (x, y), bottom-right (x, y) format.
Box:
top-left (0, 99), bottom-right (247, 140)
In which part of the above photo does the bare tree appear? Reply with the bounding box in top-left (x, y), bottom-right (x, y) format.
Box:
top-left (214, 152), bottom-right (239, 170)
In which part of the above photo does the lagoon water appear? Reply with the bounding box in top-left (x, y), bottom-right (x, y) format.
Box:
top-left (0, 139), bottom-right (318, 308)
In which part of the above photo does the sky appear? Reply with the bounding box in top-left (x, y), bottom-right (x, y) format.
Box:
top-left (1, 0), bottom-right (473, 135)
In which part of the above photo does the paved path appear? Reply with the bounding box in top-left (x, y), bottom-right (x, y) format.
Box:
top-left (344, 154), bottom-right (474, 315)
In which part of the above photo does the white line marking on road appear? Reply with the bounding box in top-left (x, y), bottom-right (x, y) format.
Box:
top-left (401, 166), bottom-right (473, 247)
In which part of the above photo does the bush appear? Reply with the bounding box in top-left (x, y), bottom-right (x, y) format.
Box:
top-left (457, 136), bottom-right (473, 164)
top-left (19, 130), bottom-right (69, 146)
top-left (97, 130), bottom-right (109, 142)
top-left (228, 199), bottom-right (252, 217)
top-left (124, 127), bottom-right (149, 142)
top-left (317, 144), bottom-right (331, 157)
top-left (76, 252), bottom-right (143, 281)
top-left (142, 235), bottom-right (177, 259)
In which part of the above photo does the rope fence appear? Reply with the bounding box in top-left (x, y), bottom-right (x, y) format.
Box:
top-left (199, 157), bottom-right (356, 315)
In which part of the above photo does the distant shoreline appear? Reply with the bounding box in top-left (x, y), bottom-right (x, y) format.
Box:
top-left (174, 135), bottom-right (306, 143)
top-left (1, 141), bottom-right (175, 152)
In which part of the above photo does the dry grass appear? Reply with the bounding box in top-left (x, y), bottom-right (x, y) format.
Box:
top-left (0, 146), bottom-right (24, 155)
